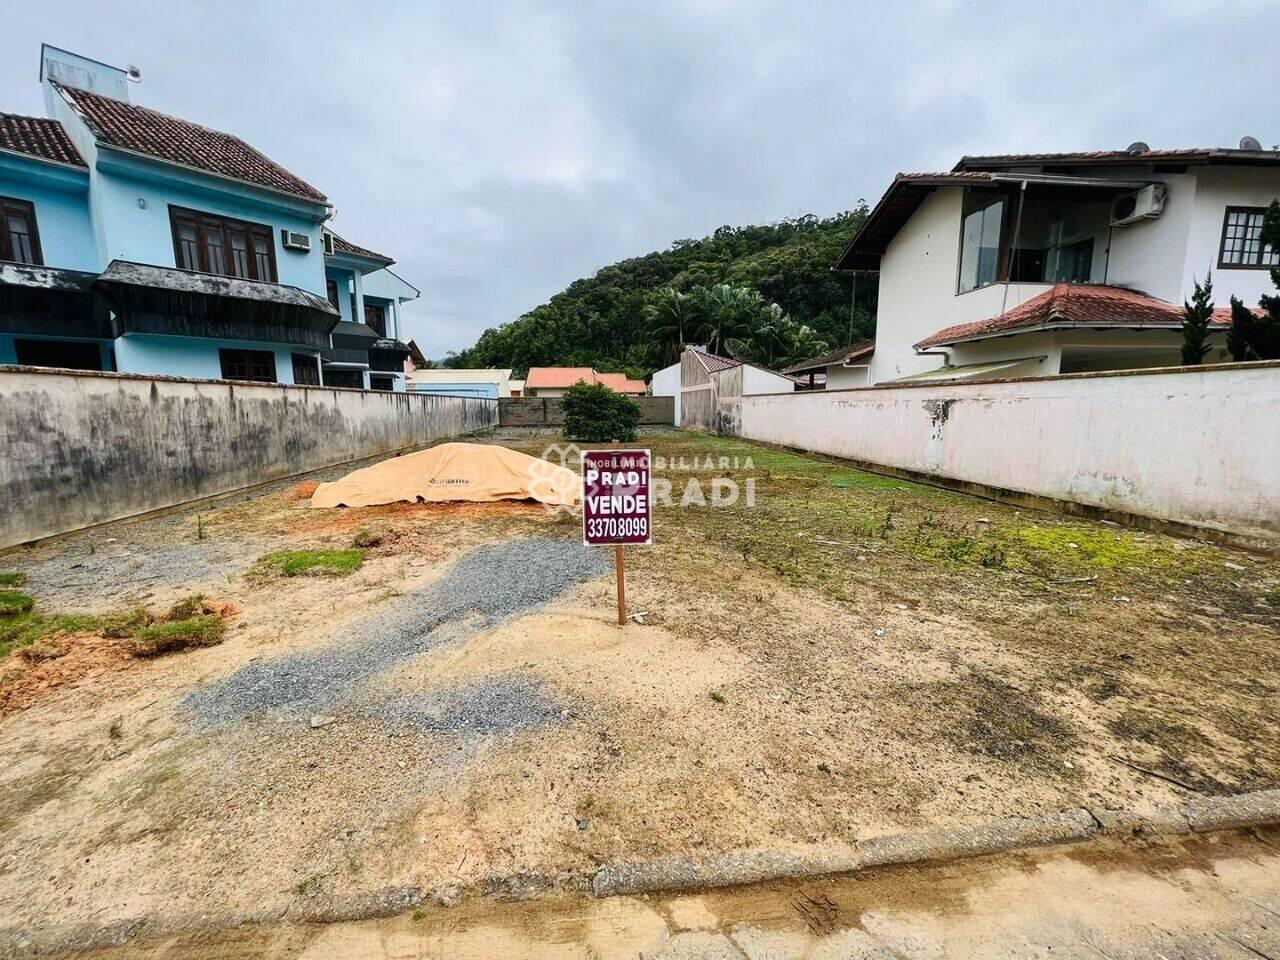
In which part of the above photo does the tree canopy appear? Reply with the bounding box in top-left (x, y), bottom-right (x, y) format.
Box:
top-left (442, 208), bottom-right (876, 377)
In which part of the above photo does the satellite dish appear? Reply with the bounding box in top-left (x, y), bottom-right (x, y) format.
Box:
top-left (1239, 135), bottom-right (1263, 151)
top-left (1126, 141), bottom-right (1150, 154)
top-left (126, 65), bottom-right (142, 82)
top-left (723, 338), bottom-right (751, 361)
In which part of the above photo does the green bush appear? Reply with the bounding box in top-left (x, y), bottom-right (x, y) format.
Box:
top-left (0, 591), bottom-right (35, 616)
top-left (561, 381), bottom-right (643, 443)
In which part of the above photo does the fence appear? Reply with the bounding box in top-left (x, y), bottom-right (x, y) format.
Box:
top-left (0, 367), bottom-right (498, 548)
top-left (721, 361), bottom-right (1280, 547)
top-left (498, 395), bottom-right (674, 427)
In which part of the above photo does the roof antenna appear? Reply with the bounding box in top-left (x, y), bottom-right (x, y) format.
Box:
top-left (126, 65), bottom-right (142, 83)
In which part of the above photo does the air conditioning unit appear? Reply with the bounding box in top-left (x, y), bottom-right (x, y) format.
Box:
top-left (1111, 184), bottom-right (1166, 226)
top-left (281, 229), bottom-right (312, 252)
top-left (322, 231), bottom-right (335, 256)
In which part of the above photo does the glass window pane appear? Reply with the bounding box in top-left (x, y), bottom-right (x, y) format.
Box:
top-left (228, 228), bottom-right (251, 278)
top-left (252, 235), bottom-right (273, 281)
top-left (204, 229), bottom-right (226, 275)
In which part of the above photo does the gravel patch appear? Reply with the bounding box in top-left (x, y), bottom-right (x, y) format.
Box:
top-left (371, 674), bottom-right (565, 734)
top-left (184, 537), bottom-right (607, 729)
top-left (14, 540), bottom-right (251, 608)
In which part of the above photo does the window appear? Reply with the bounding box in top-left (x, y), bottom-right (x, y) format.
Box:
top-left (1, 197), bottom-right (43, 265)
top-left (1219, 207), bottom-right (1280, 269)
top-left (291, 353), bottom-right (321, 385)
top-left (219, 348), bottom-right (277, 382)
top-left (171, 207), bottom-right (277, 281)
top-left (14, 338), bottom-right (101, 370)
top-left (326, 278), bottom-right (341, 310)
top-left (958, 193), bottom-right (1004, 293)
top-left (364, 303), bottom-right (387, 337)
top-left (369, 374), bottom-right (394, 391)
top-left (323, 368), bottom-right (364, 389)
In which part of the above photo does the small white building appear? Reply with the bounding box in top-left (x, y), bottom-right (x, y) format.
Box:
top-left (653, 347), bottom-right (795, 428)
top-left (838, 144), bottom-right (1280, 383)
top-left (405, 368), bottom-right (513, 399)
top-left (783, 341), bottom-right (875, 390)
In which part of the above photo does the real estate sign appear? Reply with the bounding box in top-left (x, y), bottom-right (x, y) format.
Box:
top-left (582, 449), bottom-right (652, 546)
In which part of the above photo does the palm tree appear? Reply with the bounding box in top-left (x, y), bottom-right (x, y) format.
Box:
top-left (644, 288), bottom-right (700, 367)
top-left (695, 284), bottom-right (759, 355)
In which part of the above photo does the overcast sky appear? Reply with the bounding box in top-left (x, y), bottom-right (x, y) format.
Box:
top-left (6, 1), bottom-right (1274, 356)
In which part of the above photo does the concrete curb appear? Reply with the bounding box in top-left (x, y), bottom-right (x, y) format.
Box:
top-left (592, 789), bottom-right (1280, 899)
top-left (3, 790), bottom-right (1278, 957)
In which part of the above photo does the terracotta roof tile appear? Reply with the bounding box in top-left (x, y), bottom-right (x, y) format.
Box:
top-left (525, 366), bottom-right (598, 389)
top-left (0, 113), bottom-right (85, 167)
top-left (329, 232), bottom-right (393, 264)
top-left (955, 148), bottom-right (1280, 171)
top-left (595, 372), bottom-right (647, 394)
top-left (694, 349), bottom-right (739, 373)
top-left (916, 284), bottom-right (1231, 348)
top-left (783, 339), bottom-right (874, 375)
top-left (54, 83), bottom-right (326, 201)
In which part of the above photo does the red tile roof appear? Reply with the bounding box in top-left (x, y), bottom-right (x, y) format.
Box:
top-left (595, 372), bottom-right (647, 394)
top-left (525, 366), bottom-right (598, 389)
top-left (916, 284), bottom-right (1232, 348)
top-left (0, 113), bottom-right (85, 167)
top-left (955, 147), bottom-right (1280, 171)
top-left (54, 83), bottom-right (326, 202)
top-left (329, 232), bottom-right (393, 264)
top-left (694, 349), bottom-right (739, 373)
top-left (783, 340), bottom-right (874, 375)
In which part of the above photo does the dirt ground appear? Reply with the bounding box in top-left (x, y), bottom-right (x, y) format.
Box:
top-left (1, 429), bottom-right (1277, 946)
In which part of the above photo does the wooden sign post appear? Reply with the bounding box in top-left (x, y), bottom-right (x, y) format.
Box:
top-left (582, 449), bottom-right (652, 625)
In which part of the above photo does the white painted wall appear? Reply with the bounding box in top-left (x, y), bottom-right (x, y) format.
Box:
top-left (1182, 167), bottom-right (1280, 305)
top-left (825, 364), bottom-right (871, 389)
top-left (741, 363), bottom-right (796, 395)
top-left (651, 362), bottom-right (681, 424)
top-left (734, 362), bottom-right (1280, 544)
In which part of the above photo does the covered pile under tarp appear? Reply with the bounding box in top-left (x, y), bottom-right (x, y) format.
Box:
top-left (310, 442), bottom-right (580, 508)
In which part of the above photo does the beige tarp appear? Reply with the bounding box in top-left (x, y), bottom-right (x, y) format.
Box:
top-left (310, 442), bottom-right (580, 508)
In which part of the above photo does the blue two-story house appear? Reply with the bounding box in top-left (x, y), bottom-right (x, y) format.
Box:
top-left (0, 45), bottom-right (416, 390)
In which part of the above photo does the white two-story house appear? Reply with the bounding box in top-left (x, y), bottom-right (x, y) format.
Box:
top-left (836, 144), bottom-right (1280, 383)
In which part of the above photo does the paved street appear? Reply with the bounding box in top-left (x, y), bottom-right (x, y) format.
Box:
top-left (44, 828), bottom-right (1280, 959)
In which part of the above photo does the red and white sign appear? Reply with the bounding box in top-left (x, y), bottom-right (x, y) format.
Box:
top-left (582, 449), bottom-right (652, 546)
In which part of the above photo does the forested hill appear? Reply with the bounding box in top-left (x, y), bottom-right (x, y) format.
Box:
top-left (441, 207), bottom-right (877, 378)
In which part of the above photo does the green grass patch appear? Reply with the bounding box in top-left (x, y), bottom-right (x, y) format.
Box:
top-left (130, 616), bottom-right (226, 658)
top-left (254, 549), bottom-right (365, 578)
top-left (0, 572), bottom-right (26, 587)
top-left (1006, 525), bottom-right (1198, 572)
top-left (0, 590), bottom-right (35, 616)
top-left (0, 611), bottom-right (101, 659)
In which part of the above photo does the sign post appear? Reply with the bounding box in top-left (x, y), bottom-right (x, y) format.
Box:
top-left (582, 449), bottom-right (651, 625)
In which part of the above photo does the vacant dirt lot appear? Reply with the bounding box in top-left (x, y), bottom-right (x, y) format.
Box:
top-left (1, 429), bottom-right (1277, 947)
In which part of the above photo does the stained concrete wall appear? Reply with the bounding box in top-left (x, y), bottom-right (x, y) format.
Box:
top-left (728, 362), bottom-right (1280, 545)
top-left (0, 367), bottom-right (498, 547)
top-left (498, 396), bottom-right (673, 427)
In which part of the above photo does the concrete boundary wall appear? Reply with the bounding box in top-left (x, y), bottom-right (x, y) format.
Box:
top-left (0, 367), bottom-right (498, 548)
top-left (728, 361), bottom-right (1280, 546)
top-left (498, 395), bottom-right (673, 427)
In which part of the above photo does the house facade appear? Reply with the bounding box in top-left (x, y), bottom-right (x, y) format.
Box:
top-left (523, 367), bottom-right (647, 397)
top-left (653, 347), bottom-right (794, 428)
top-left (0, 45), bottom-right (415, 390)
top-left (838, 146), bottom-right (1280, 384)
top-left (783, 340), bottom-right (875, 390)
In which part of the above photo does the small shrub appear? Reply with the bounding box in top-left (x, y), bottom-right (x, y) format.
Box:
top-left (130, 616), bottom-right (226, 658)
top-left (0, 572), bottom-right (25, 587)
top-left (352, 526), bottom-right (388, 549)
top-left (561, 381), bottom-right (642, 443)
top-left (163, 595), bottom-right (205, 622)
top-left (0, 591), bottom-right (35, 616)
top-left (709, 690), bottom-right (728, 705)
top-left (254, 549), bottom-right (365, 578)
top-left (98, 607), bottom-right (150, 638)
